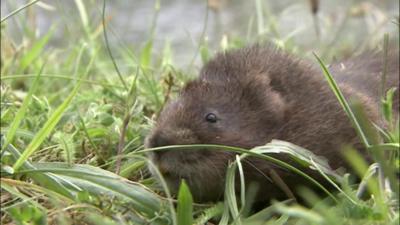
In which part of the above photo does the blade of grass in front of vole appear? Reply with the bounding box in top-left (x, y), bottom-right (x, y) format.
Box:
top-left (313, 52), bottom-right (370, 149)
top-left (237, 155), bottom-right (246, 214)
top-left (138, 144), bottom-right (337, 202)
top-left (225, 158), bottom-right (241, 224)
top-left (219, 201), bottom-right (231, 225)
top-left (177, 180), bottom-right (194, 225)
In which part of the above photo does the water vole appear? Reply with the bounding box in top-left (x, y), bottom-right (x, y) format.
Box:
top-left (145, 45), bottom-right (399, 202)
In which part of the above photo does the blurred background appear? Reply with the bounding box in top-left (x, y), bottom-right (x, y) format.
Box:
top-left (2, 0), bottom-right (399, 67)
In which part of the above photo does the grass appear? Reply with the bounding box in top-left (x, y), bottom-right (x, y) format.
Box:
top-left (1, 0), bottom-right (399, 224)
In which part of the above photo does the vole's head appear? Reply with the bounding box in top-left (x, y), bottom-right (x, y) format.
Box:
top-left (145, 47), bottom-right (287, 202)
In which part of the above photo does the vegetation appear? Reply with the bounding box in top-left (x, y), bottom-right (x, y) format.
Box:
top-left (1, 0), bottom-right (398, 224)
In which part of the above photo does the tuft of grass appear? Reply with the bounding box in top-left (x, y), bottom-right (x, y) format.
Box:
top-left (1, 63), bottom-right (43, 155)
top-left (12, 50), bottom-right (95, 171)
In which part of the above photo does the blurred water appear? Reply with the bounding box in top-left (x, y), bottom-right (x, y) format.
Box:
top-left (2, 0), bottom-right (399, 66)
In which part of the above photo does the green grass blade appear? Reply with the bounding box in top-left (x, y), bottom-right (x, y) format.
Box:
top-left (313, 52), bottom-right (370, 148)
top-left (74, 0), bottom-right (89, 28)
top-left (236, 155), bottom-right (245, 212)
top-left (382, 87), bottom-right (397, 124)
top-left (18, 28), bottom-right (54, 73)
top-left (1, 63), bottom-right (44, 154)
top-left (310, 158), bottom-right (358, 205)
top-left (177, 180), bottom-right (194, 225)
top-left (140, 40), bottom-right (153, 69)
top-left (255, 0), bottom-right (264, 36)
top-left (225, 160), bottom-right (240, 224)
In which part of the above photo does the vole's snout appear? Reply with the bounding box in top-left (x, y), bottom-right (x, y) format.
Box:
top-left (147, 128), bottom-right (198, 148)
top-left (145, 128), bottom-right (200, 160)
top-left (145, 131), bottom-right (172, 161)
top-left (146, 131), bottom-right (172, 149)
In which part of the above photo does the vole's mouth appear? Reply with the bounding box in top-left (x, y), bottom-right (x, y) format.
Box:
top-left (148, 150), bottom-right (197, 176)
top-left (147, 149), bottom-right (229, 202)
top-left (154, 164), bottom-right (198, 196)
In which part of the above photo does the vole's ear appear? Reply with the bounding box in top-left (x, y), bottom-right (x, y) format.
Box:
top-left (242, 74), bottom-right (286, 121)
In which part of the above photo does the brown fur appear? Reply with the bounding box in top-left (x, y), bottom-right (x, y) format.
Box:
top-left (145, 45), bottom-right (399, 203)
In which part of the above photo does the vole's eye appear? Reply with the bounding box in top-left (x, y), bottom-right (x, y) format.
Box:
top-left (205, 113), bottom-right (218, 123)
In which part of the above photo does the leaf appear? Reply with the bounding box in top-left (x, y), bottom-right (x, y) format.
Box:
top-left (5, 142), bottom-right (74, 199)
top-left (177, 180), bottom-right (194, 225)
top-left (27, 162), bottom-right (165, 220)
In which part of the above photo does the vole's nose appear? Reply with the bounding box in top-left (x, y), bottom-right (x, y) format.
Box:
top-left (145, 132), bottom-right (173, 161)
top-left (146, 132), bottom-right (172, 148)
